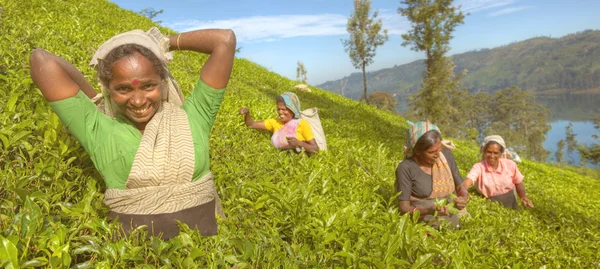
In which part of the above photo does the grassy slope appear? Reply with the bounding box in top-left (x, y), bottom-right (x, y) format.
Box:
top-left (1, 0), bottom-right (599, 268)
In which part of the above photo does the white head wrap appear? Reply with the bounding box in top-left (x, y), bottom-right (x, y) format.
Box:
top-left (89, 27), bottom-right (183, 117)
top-left (481, 135), bottom-right (507, 153)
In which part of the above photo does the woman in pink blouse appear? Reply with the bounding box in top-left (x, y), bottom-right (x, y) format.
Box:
top-left (462, 135), bottom-right (534, 209)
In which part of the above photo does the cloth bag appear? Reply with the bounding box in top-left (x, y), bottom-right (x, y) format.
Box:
top-left (300, 107), bottom-right (327, 151)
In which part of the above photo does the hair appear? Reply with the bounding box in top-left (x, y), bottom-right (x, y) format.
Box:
top-left (96, 44), bottom-right (166, 87)
top-left (483, 141), bottom-right (505, 153)
top-left (413, 130), bottom-right (442, 155)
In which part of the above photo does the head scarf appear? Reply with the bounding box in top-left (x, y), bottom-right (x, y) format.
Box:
top-left (404, 120), bottom-right (440, 158)
top-left (89, 27), bottom-right (183, 118)
top-left (480, 135), bottom-right (506, 153)
top-left (279, 92), bottom-right (301, 119)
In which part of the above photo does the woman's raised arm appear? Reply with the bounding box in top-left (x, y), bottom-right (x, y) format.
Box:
top-left (29, 48), bottom-right (97, 101)
top-left (169, 29), bottom-right (236, 89)
top-left (239, 107), bottom-right (267, 130)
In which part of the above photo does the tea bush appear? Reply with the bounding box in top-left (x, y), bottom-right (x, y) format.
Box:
top-left (1, 0), bottom-right (599, 268)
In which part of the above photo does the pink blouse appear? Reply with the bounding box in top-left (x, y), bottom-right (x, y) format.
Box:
top-left (466, 159), bottom-right (524, 198)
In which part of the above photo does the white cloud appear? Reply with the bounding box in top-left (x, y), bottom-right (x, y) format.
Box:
top-left (165, 0), bottom-right (525, 43)
top-left (488, 6), bottom-right (532, 17)
top-left (456, 0), bottom-right (516, 13)
top-left (166, 14), bottom-right (347, 43)
top-left (378, 9), bottom-right (410, 36)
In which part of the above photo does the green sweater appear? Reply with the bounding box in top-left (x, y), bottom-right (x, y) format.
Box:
top-left (50, 79), bottom-right (224, 190)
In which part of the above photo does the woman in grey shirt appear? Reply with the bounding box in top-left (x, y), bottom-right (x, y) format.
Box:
top-left (395, 121), bottom-right (469, 227)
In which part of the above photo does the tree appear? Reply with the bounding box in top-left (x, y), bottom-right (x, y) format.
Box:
top-left (367, 91), bottom-right (397, 112)
top-left (486, 87), bottom-right (550, 161)
top-left (578, 116), bottom-right (600, 166)
top-left (555, 139), bottom-right (565, 164)
top-left (138, 8), bottom-right (163, 24)
top-left (398, 0), bottom-right (465, 130)
top-left (565, 122), bottom-right (577, 165)
top-left (296, 61), bottom-right (307, 84)
top-left (342, 0), bottom-right (389, 103)
top-left (398, 0), bottom-right (465, 75)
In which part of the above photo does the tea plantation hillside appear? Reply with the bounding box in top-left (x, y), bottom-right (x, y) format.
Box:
top-left (1, 0), bottom-right (599, 268)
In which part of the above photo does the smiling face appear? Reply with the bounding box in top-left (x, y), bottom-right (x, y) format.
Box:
top-left (276, 101), bottom-right (294, 123)
top-left (416, 139), bottom-right (442, 166)
top-left (108, 52), bottom-right (162, 131)
top-left (484, 143), bottom-right (503, 169)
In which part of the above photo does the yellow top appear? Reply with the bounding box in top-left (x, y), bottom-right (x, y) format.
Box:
top-left (264, 118), bottom-right (315, 141)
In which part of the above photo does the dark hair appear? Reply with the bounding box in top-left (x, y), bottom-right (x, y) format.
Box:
top-left (414, 130), bottom-right (442, 154)
top-left (483, 141), bottom-right (505, 153)
top-left (97, 44), bottom-right (165, 87)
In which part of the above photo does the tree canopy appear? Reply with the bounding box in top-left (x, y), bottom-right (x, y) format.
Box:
top-left (342, 0), bottom-right (389, 102)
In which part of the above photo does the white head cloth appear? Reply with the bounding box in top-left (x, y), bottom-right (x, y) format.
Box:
top-left (89, 27), bottom-right (183, 117)
top-left (481, 135), bottom-right (507, 153)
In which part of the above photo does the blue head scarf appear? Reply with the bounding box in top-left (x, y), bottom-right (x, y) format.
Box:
top-left (280, 92), bottom-right (301, 119)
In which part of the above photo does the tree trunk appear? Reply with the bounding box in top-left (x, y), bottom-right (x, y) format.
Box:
top-left (426, 49), bottom-right (433, 76)
top-left (362, 62), bottom-right (368, 103)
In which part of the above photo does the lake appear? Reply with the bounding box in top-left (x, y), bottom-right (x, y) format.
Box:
top-left (543, 120), bottom-right (599, 167)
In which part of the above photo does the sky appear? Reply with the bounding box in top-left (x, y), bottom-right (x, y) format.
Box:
top-left (111, 0), bottom-right (600, 85)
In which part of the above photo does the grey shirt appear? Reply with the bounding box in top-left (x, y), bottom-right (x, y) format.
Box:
top-left (395, 149), bottom-right (463, 200)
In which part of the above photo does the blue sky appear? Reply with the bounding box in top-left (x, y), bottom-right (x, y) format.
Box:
top-left (111, 0), bottom-right (600, 85)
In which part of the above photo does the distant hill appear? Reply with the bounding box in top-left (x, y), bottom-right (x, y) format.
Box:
top-left (318, 30), bottom-right (600, 120)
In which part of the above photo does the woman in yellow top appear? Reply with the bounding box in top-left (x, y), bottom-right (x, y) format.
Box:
top-left (239, 92), bottom-right (319, 153)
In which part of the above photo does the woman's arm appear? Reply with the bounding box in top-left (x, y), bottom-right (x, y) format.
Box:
top-left (169, 29), bottom-right (236, 89)
top-left (286, 138), bottom-right (319, 153)
top-left (239, 107), bottom-right (267, 130)
top-left (454, 182), bottom-right (469, 210)
top-left (515, 183), bottom-right (534, 208)
top-left (443, 150), bottom-right (469, 209)
top-left (399, 200), bottom-right (448, 219)
top-left (29, 48), bottom-right (97, 101)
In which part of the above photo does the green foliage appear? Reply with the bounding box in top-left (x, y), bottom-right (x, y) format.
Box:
top-left (406, 57), bottom-right (465, 136)
top-left (579, 116), bottom-right (600, 166)
top-left (398, 0), bottom-right (465, 73)
top-left (565, 122), bottom-right (578, 165)
top-left (398, 0), bottom-right (466, 137)
top-left (137, 7), bottom-right (163, 24)
top-left (342, 0), bottom-right (389, 101)
top-left (487, 87), bottom-right (551, 161)
top-left (1, 0), bottom-right (599, 267)
top-left (367, 91), bottom-right (397, 113)
top-left (296, 61), bottom-right (307, 84)
top-left (555, 139), bottom-right (565, 164)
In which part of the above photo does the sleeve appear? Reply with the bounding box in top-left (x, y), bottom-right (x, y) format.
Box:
top-left (48, 90), bottom-right (102, 152)
top-left (466, 163), bottom-right (482, 183)
top-left (263, 118), bottom-right (277, 132)
top-left (182, 78), bottom-right (226, 132)
top-left (511, 161), bottom-right (525, 184)
top-left (395, 162), bottom-right (414, 201)
top-left (443, 150), bottom-right (464, 186)
top-left (299, 119), bottom-right (315, 141)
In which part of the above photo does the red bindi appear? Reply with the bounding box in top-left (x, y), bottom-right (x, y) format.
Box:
top-left (132, 79), bottom-right (139, 86)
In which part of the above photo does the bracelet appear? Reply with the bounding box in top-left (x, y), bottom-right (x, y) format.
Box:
top-left (411, 207), bottom-right (419, 214)
top-left (176, 34), bottom-right (182, 50)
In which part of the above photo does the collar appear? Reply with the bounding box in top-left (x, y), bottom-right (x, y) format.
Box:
top-left (483, 159), bottom-right (504, 173)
